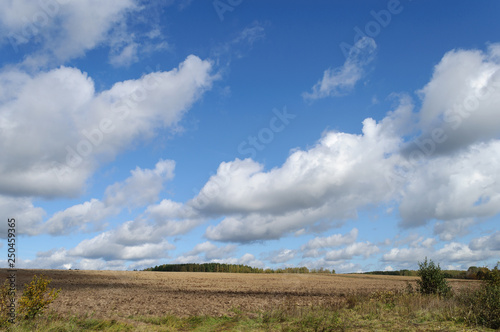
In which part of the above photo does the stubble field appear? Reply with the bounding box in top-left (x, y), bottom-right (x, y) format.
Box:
top-left (6, 269), bottom-right (477, 322)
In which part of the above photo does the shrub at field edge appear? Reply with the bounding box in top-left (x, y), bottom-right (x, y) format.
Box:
top-left (417, 257), bottom-right (451, 296)
top-left (0, 274), bottom-right (60, 328)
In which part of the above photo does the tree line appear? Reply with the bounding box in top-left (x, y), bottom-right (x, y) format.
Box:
top-left (144, 263), bottom-right (335, 274)
top-left (362, 266), bottom-right (494, 280)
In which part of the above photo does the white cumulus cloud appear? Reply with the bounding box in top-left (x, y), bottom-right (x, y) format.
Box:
top-left (0, 55), bottom-right (215, 199)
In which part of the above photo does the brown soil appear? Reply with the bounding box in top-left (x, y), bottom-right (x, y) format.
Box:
top-left (1, 269), bottom-right (479, 321)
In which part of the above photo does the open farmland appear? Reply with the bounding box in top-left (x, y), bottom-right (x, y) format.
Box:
top-left (5, 269), bottom-right (478, 322)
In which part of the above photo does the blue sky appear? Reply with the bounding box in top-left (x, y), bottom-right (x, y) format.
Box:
top-left (1, 0), bottom-right (500, 273)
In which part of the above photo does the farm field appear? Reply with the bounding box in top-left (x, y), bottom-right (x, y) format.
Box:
top-left (2, 269), bottom-right (490, 331)
top-left (9, 269), bottom-right (425, 318)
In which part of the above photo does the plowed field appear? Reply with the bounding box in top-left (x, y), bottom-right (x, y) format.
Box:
top-left (3, 269), bottom-right (477, 321)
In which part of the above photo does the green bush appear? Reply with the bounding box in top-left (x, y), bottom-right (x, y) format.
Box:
top-left (416, 258), bottom-right (451, 296)
top-left (0, 274), bottom-right (61, 327)
top-left (458, 263), bottom-right (500, 329)
top-left (485, 262), bottom-right (500, 287)
top-left (18, 274), bottom-right (61, 320)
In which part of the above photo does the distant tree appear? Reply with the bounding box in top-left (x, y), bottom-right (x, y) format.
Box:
top-left (466, 266), bottom-right (479, 279)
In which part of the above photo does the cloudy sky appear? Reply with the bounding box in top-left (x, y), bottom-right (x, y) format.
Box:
top-left (1, 0), bottom-right (499, 273)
